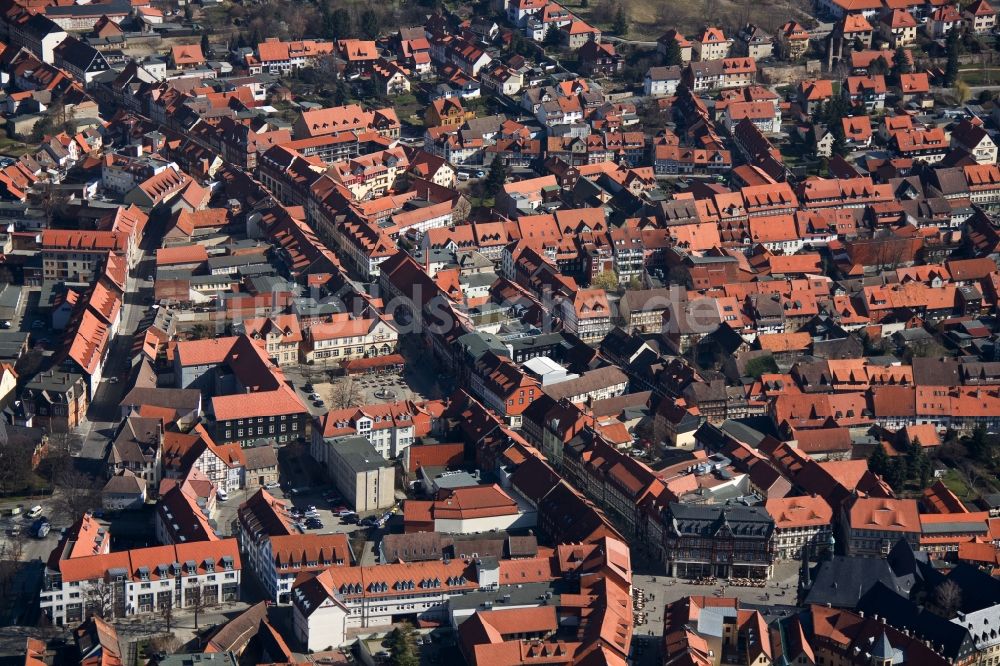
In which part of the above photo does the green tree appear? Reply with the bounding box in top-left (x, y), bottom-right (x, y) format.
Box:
top-left (360, 9), bottom-right (380, 40)
top-left (868, 443), bottom-right (891, 479)
top-left (829, 122), bottom-right (848, 157)
top-left (483, 157), bottom-right (508, 197)
top-left (663, 37), bottom-right (683, 66)
top-left (892, 46), bottom-right (911, 76)
top-left (612, 3), bottom-right (629, 36)
top-left (333, 78), bottom-right (351, 105)
top-left (543, 23), bottom-right (562, 48)
top-left (323, 7), bottom-right (352, 39)
top-left (592, 271), bottom-right (619, 291)
top-left (183, 3), bottom-right (193, 21)
top-left (200, 32), bottom-right (211, 58)
top-left (886, 457), bottom-right (907, 491)
top-left (869, 55), bottom-right (889, 77)
top-left (967, 425), bottom-right (990, 462)
top-left (821, 93), bottom-right (850, 127)
top-left (907, 438), bottom-right (932, 488)
top-left (945, 29), bottom-right (961, 86)
top-left (386, 623), bottom-right (419, 666)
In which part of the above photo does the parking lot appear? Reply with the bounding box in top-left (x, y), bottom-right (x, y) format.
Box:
top-left (211, 476), bottom-right (369, 541)
top-left (0, 498), bottom-right (64, 561)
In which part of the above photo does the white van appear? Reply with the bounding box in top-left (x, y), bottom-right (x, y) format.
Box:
top-left (26, 505), bottom-right (42, 518)
top-left (216, 489), bottom-right (229, 502)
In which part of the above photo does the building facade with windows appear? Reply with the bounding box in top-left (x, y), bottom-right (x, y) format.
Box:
top-left (40, 533), bottom-right (241, 626)
top-left (661, 503), bottom-right (776, 579)
top-left (310, 436), bottom-right (395, 512)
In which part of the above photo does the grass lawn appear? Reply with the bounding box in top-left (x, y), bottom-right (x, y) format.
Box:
top-left (959, 68), bottom-right (1000, 86)
top-left (940, 468), bottom-right (973, 500)
top-left (0, 136), bottom-right (36, 157)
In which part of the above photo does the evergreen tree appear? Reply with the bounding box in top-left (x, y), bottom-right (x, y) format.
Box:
top-left (830, 121), bottom-right (849, 157)
top-left (821, 93), bottom-right (850, 127)
top-left (612, 4), bottom-right (628, 36)
top-left (200, 32), bottom-right (211, 58)
top-left (324, 8), bottom-right (352, 39)
top-left (333, 78), bottom-right (350, 105)
top-left (868, 444), bottom-right (891, 478)
top-left (663, 36), bottom-right (683, 66)
top-left (945, 29), bottom-right (961, 86)
top-left (360, 9), bottom-right (381, 40)
top-left (250, 25), bottom-right (264, 48)
top-left (484, 157), bottom-right (508, 197)
top-left (892, 46), bottom-right (911, 76)
top-left (543, 23), bottom-right (562, 48)
top-left (386, 624), bottom-right (419, 666)
top-left (967, 425), bottom-right (989, 461)
top-left (886, 457), bottom-right (907, 490)
top-left (907, 438), bottom-right (932, 488)
top-left (869, 55), bottom-right (890, 77)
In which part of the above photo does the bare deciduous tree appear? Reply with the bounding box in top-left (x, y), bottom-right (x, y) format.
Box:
top-left (158, 594), bottom-right (174, 631)
top-left (0, 439), bottom-right (34, 495)
top-left (186, 585), bottom-right (212, 630)
top-left (51, 467), bottom-right (102, 523)
top-left (85, 578), bottom-right (114, 619)
top-left (331, 378), bottom-right (361, 409)
top-left (452, 197), bottom-right (471, 222)
top-left (0, 540), bottom-right (24, 594)
top-left (933, 580), bottom-right (962, 619)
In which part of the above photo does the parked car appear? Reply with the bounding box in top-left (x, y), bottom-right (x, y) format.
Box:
top-left (342, 514), bottom-right (360, 524)
top-left (31, 517), bottom-right (50, 538)
top-left (337, 508), bottom-right (355, 517)
top-left (264, 481), bottom-right (279, 489)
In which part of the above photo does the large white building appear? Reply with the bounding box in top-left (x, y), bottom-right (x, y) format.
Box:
top-left (313, 400), bottom-right (435, 461)
top-left (403, 484), bottom-right (537, 534)
top-left (258, 533), bottom-right (352, 604)
top-left (304, 313), bottom-right (398, 363)
top-left (293, 536), bottom-right (632, 653)
top-left (292, 557), bottom-right (486, 651)
top-left (40, 516), bottom-right (241, 626)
